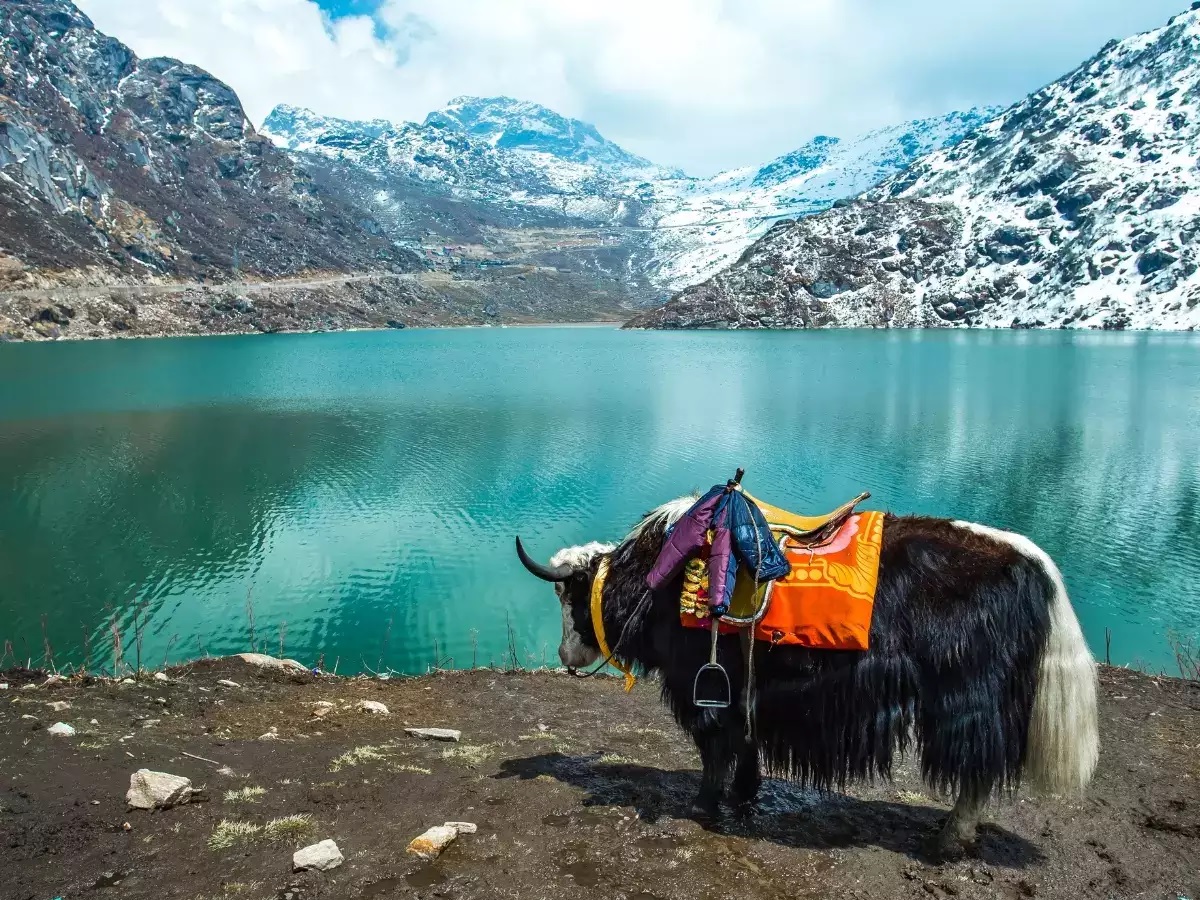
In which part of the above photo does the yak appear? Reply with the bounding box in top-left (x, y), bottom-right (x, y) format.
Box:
top-left (516, 496), bottom-right (1099, 859)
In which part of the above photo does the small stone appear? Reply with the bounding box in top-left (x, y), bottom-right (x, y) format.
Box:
top-left (357, 700), bottom-right (389, 715)
top-left (259, 726), bottom-right (279, 740)
top-left (536, 723), bottom-right (549, 732)
top-left (91, 800), bottom-right (101, 805)
top-left (153, 672), bottom-right (169, 682)
top-left (0, 683), bottom-right (8, 689)
top-left (126, 769), bottom-right (193, 810)
top-left (21, 684), bottom-right (37, 691)
top-left (48, 722), bottom-right (76, 737)
top-left (120, 678), bottom-right (135, 685)
top-left (216, 679), bottom-right (240, 688)
top-left (445, 821), bottom-right (478, 834)
top-left (405, 727), bottom-right (461, 742)
top-left (407, 825), bottom-right (458, 860)
top-left (310, 706), bottom-right (332, 719)
top-left (21, 714), bottom-right (38, 721)
top-left (44, 674), bottom-right (65, 686)
top-left (154, 697), bottom-right (168, 705)
top-left (90, 718), bottom-right (99, 725)
top-left (141, 719), bottom-right (161, 728)
top-left (293, 839), bottom-right (344, 872)
top-left (122, 821), bottom-right (132, 831)
top-left (312, 700), bottom-right (335, 710)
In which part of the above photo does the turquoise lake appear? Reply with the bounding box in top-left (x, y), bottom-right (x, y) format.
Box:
top-left (1, 327), bottom-right (1198, 675)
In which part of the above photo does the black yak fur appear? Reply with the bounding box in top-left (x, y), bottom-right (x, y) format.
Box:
top-left (550, 510), bottom-right (1067, 850)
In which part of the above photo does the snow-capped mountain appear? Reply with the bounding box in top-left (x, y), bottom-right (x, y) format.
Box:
top-left (643, 109), bottom-right (1000, 289)
top-left (424, 96), bottom-right (679, 180)
top-left (262, 99), bottom-right (996, 297)
top-left (0, 0), bottom-right (415, 285)
top-left (631, 7), bottom-right (1200, 331)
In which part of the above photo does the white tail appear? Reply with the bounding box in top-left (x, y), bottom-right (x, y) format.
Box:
top-left (1024, 553), bottom-right (1100, 795)
top-left (955, 522), bottom-right (1099, 795)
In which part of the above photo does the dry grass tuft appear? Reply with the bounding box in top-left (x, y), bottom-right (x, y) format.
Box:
top-left (223, 786), bottom-right (266, 804)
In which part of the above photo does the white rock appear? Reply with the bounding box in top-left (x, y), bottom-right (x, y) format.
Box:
top-left (0, 683), bottom-right (8, 689)
top-left (405, 727), bottom-right (461, 742)
top-left (48, 722), bottom-right (76, 737)
top-left (47, 701), bottom-right (71, 712)
top-left (234, 653), bottom-right (308, 674)
top-left (90, 718), bottom-right (99, 725)
top-left (259, 726), bottom-right (279, 740)
top-left (216, 679), bottom-right (240, 688)
top-left (311, 700), bottom-right (335, 710)
top-left (44, 674), bottom-right (65, 686)
top-left (445, 821), bottom-right (478, 834)
top-left (120, 678), bottom-right (135, 685)
top-left (153, 672), bottom-right (169, 682)
top-left (21, 684), bottom-right (37, 691)
top-left (357, 700), bottom-right (389, 715)
top-left (293, 839), bottom-right (344, 872)
top-left (406, 825), bottom-right (458, 860)
top-left (21, 714), bottom-right (38, 721)
top-left (125, 770), bottom-right (193, 810)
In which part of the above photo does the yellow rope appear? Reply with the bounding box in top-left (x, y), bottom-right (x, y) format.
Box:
top-left (591, 558), bottom-right (636, 693)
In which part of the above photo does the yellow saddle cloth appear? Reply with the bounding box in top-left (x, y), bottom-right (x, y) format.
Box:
top-left (680, 510), bottom-right (885, 651)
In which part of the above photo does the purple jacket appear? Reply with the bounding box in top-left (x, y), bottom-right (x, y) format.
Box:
top-left (646, 485), bottom-right (790, 615)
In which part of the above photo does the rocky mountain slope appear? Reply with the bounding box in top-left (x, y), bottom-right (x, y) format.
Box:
top-left (0, 0), bottom-right (420, 291)
top-left (644, 109), bottom-right (999, 289)
top-left (630, 7), bottom-right (1200, 331)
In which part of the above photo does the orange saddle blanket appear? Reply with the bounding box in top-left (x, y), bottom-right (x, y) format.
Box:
top-left (680, 510), bottom-right (885, 651)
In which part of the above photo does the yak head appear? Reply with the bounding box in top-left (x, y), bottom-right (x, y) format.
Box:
top-left (514, 537), bottom-right (613, 669)
top-left (515, 496), bottom-right (694, 671)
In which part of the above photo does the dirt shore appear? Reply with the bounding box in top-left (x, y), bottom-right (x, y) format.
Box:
top-left (0, 270), bottom-right (630, 341)
top-left (1, 658), bottom-right (1197, 900)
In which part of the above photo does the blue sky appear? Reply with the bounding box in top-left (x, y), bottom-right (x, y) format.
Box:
top-left (76, 0), bottom-right (1194, 175)
top-left (315, 0), bottom-right (381, 17)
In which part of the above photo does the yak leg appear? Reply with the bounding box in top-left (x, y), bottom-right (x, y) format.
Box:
top-left (727, 736), bottom-right (761, 815)
top-left (926, 779), bottom-right (992, 860)
top-left (691, 718), bottom-right (736, 821)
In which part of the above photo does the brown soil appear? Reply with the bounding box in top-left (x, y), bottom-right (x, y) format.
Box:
top-left (1, 659), bottom-right (1197, 900)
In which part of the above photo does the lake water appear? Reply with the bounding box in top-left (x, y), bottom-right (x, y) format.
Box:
top-left (1, 327), bottom-right (1198, 675)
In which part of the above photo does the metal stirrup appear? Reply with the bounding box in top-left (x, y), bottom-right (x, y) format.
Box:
top-left (693, 615), bottom-right (731, 708)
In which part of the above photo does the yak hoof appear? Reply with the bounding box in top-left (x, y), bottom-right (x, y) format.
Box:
top-left (731, 801), bottom-right (758, 823)
top-left (691, 798), bottom-right (721, 825)
top-left (923, 823), bottom-right (978, 863)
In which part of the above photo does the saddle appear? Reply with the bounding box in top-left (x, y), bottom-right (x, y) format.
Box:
top-left (742, 489), bottom-right (871, 544)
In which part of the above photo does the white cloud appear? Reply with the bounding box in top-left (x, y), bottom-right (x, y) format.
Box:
top-left (74, 0), bottom-right (1190, 175)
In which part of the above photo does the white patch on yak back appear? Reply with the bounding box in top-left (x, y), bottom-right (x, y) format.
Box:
top-left (953, 521), bottom-right (1099, 796)
top-left (627, 495), bottom-right (696, 541)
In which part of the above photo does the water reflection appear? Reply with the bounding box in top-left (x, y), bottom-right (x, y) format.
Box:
top-left (0, 328), bottom-right (1196, 673)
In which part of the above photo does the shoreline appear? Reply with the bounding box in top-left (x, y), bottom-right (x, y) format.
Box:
top-left (2, 655), bottom-right (1197, 899)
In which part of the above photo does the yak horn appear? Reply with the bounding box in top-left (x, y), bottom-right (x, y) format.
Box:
top-left (515, 537), bottom-right (573, 582)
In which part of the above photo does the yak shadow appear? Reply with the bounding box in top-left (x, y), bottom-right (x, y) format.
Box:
top-left (495, 752), bottom-right (1043, 868)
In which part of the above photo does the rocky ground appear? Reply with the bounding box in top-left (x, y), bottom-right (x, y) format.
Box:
top-left (1, 657), bottom-right (1197, 900)
top-left (0, 269), bottom-right (631, 341)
